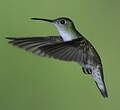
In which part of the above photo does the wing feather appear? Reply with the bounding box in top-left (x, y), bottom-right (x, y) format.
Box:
top-left (7, 37), bottom-right (86, 62)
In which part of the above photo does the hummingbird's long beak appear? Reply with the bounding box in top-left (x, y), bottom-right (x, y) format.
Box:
top-left (31, 18), bottom-right (53, 23)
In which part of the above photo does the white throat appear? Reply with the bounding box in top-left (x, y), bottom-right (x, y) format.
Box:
top-left (55, 25), bottom-right (77, 41)
top-left (58, 29), bottom-right (73, 41)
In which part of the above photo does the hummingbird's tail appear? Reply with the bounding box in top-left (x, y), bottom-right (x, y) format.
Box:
top-left (92, 67), bottom-right (108, 98)
top-left (94, 80), bottom-right (108, 98)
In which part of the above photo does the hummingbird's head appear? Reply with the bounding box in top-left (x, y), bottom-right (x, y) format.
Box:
top-left (31, 17), bottom-right (75, 29)
top-left (53, 17), bottom-right (75, 31)
top-left (31, 17), bottom-right (77, 41)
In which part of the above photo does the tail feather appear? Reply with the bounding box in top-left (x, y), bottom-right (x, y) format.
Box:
top-left (92, 66), bottom-right (108, 98)
top-left (95, 81), bottom-right (108, 98)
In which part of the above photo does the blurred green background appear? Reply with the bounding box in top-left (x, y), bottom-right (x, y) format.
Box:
top-left (0, 0), bottom-right (120, 110)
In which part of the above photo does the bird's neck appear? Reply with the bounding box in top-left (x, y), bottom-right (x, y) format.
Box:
top-left (56, 27), bottom-right (81, 41)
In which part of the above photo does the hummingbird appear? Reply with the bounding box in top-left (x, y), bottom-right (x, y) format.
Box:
top-left (6, 17), bottom-right (108, 98)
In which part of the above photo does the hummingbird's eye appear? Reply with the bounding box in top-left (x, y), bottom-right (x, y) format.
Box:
top-left (60, 20), bottom-right (66, 24)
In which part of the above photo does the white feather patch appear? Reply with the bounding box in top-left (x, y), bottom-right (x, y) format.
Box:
top-left (92, 65), bottom-right (104, 90)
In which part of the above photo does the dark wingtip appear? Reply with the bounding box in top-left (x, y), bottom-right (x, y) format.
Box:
top-left (6, 37), bottom-right (16, 40)
top-left (6, 37), bottom-right (19, 44)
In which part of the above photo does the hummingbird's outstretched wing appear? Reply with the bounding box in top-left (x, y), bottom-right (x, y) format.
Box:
top-left (6, 36), bottom-right (108, 98)
top-left (6, 37), bottom-right (87, 62)
top-left (6, 36), bottom-right (63, 54)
